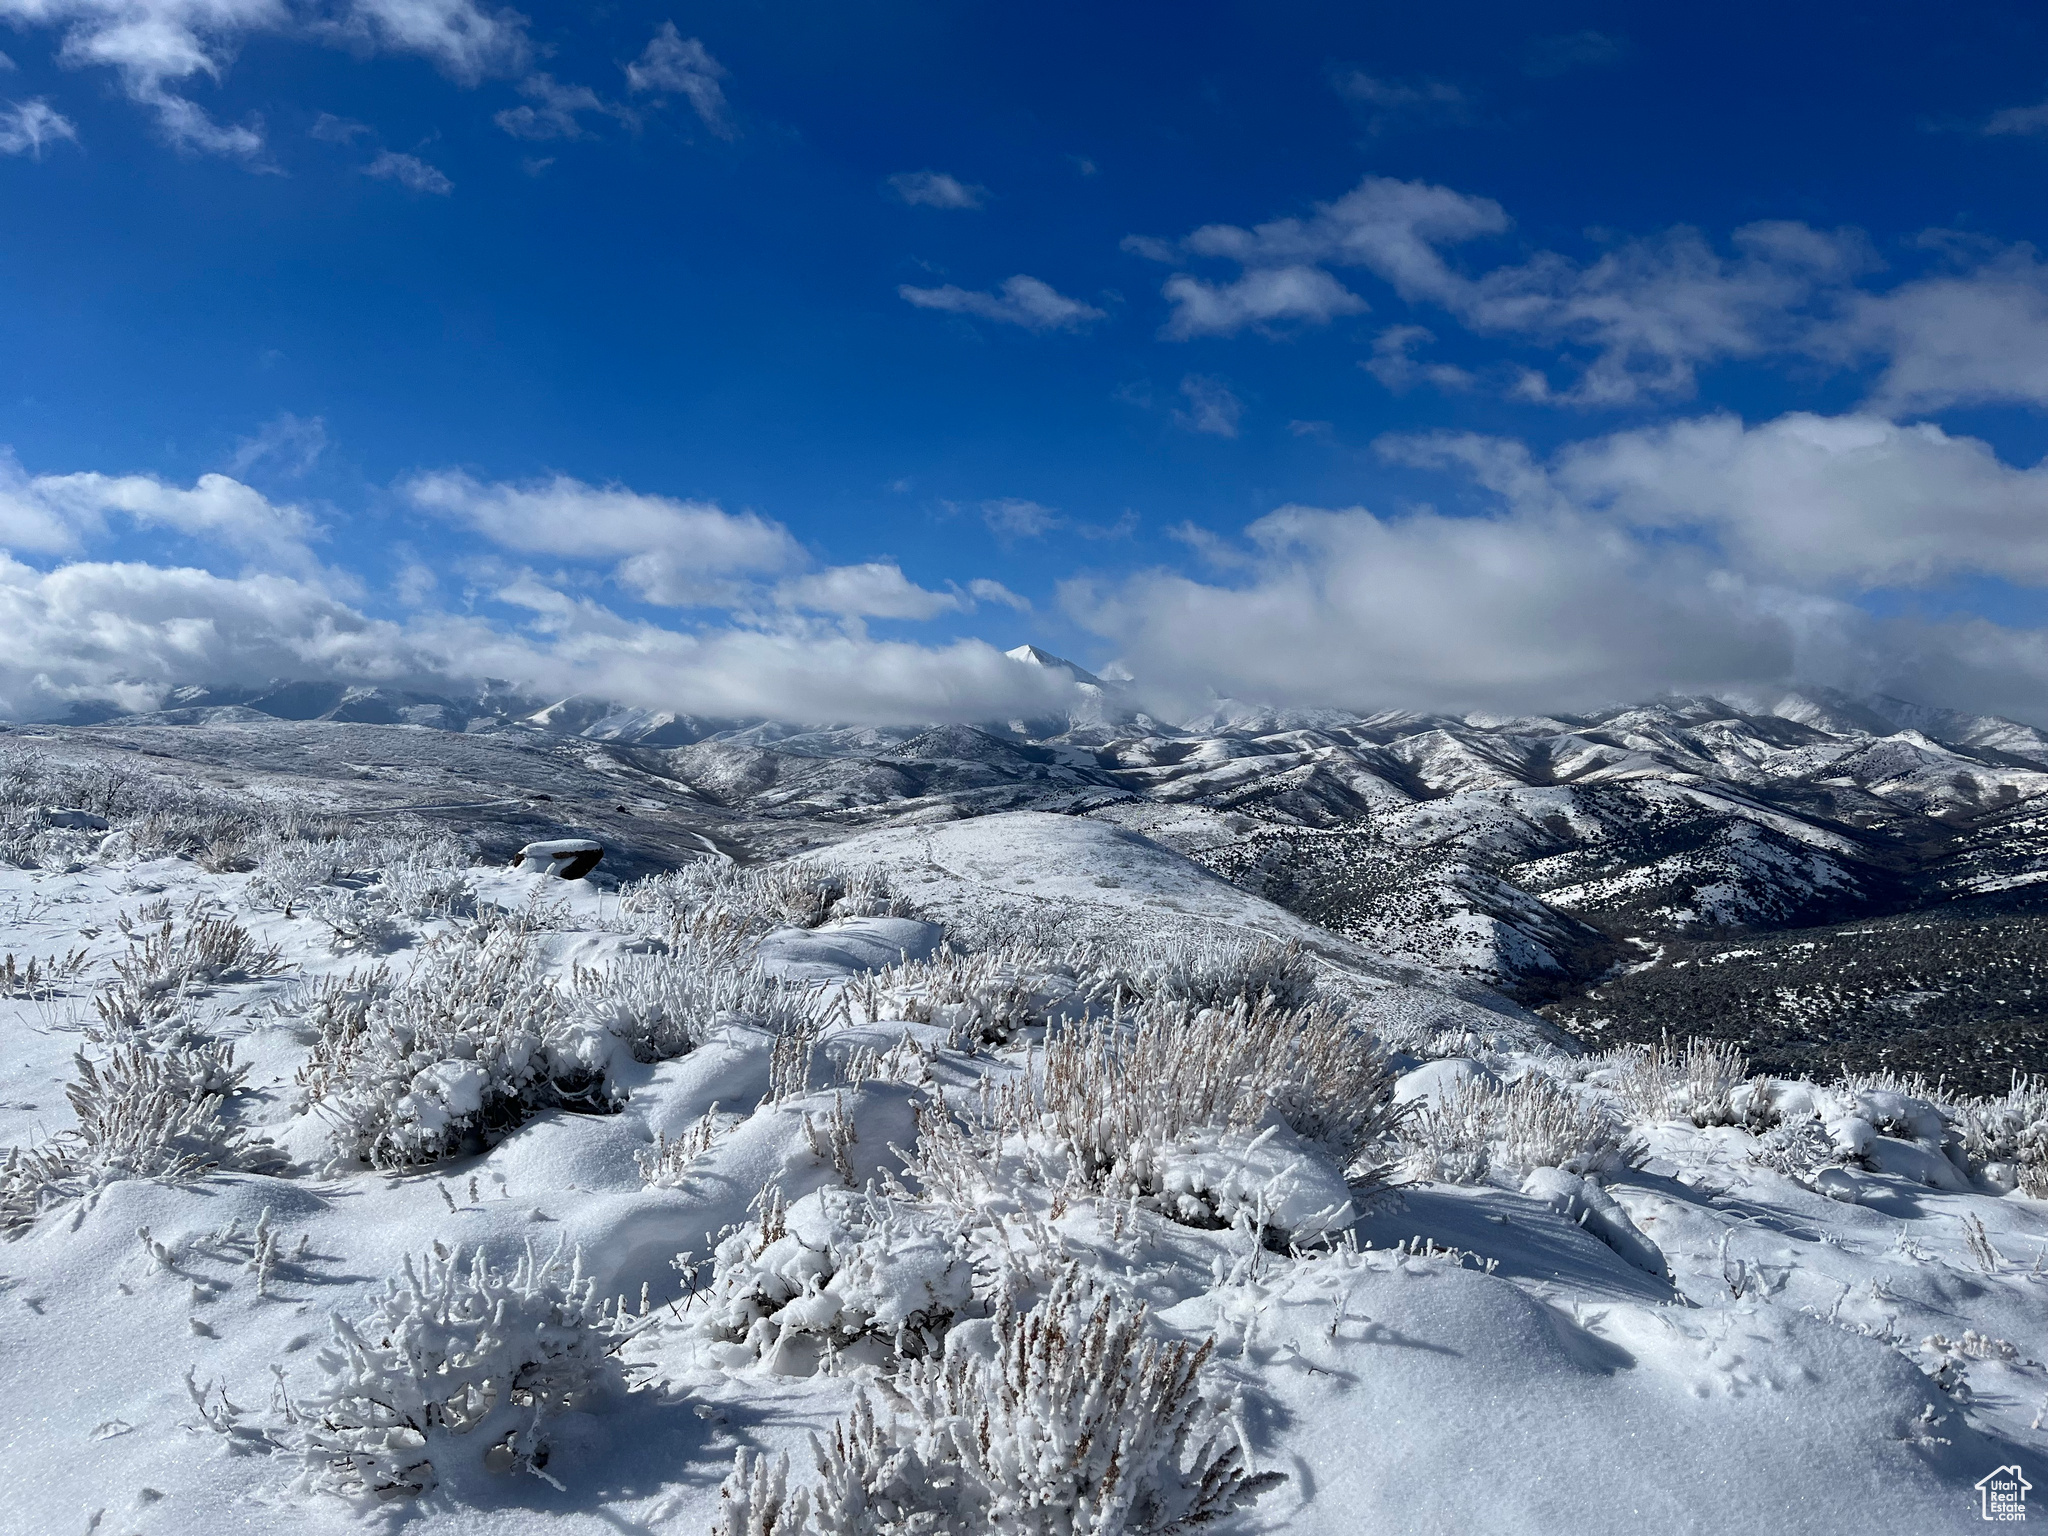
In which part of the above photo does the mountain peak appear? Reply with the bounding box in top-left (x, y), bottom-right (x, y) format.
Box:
top-left (1005, 644), bottom-right (1104, 688)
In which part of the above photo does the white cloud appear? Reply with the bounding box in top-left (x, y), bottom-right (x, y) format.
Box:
top-left (1156, 265), bottom-right (1366, 339)
top-left (900, 274), bottom-right (1105, 331)
top-left (1824, 248), bottom-right (2048, 413)
top-left (0, 452), bottom-right (322, 568)
top-left (624, 22), bottom-right (731, 138)
top-left (0, 98), bottom-right (78, 155)
top-left (226, 412), bottom-right (327, 476)
top-left (1061, 404), bottom-right (2048, 720)
top-left (1984, 99), bottom-right (2048, 137)
top-left (1363, 324), bottom-right (1474, 392)
top-left (1173, 375), bottom-right (1242, 438)
top-left (1383, 410), bottom-right (2048, 589)
top-left (0, 554), bottom-right (419, 718)
top-left (0, 0), bottom-right (276, 155)
top-left (1132, 175), bottom-right (1864, 402)
top-left (329, 0), bottom-right (529, 86)
top-left (405, 469), bottom-right (801, 567)
top-left (774, 562), bottom-right (966, 620)
top-left (364, 148), bottom-right (452, 192)
top-left (494, 73), bottom-right (628, 141)
top-left (1068, 502), bottom-right (1797, 716)
top-left (887, 170), bottom-right (985, 209)
top-left (309, 112), bottom-right (370, 143)
top-left (0, 0), bottom-right (528, 156)
top-left (0, 552), bottom-right (1095, 725)
top-left (978, 498), bottom-right (1133, 544)
top-left (981, 498), bottom-right (1061, 539)
top-left (968, 576), bottom-right (1029, 610)
top-left (1333, 70), bottom-right (1470, 134)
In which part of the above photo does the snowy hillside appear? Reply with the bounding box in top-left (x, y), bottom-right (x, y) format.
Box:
top-left (0, 733), bottom-right (2043, 1532)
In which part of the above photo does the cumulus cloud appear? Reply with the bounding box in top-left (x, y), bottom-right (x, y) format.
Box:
top-left (0, 98), bottom-right (78, 155)
top-left (0, 0), bottom-right (528, 155)
top-left (1068, 502), bottom-right (1796, 716)
top-left (1173, 375), bottom-right (1242, 437)
top-left (1385, 411), bottom-right (2048, 589)
top-left (1054, 404), bottom-right (2048, 721)
top-left (404, 470), bottom-right (801, 569)
top-left (1131, 175), bottom-right (1865, 402)
top-left (899, 274), bottom-right (1106, 331)
top-left (402, 469), bottom-right (1013, 625)
top-left (1067, 495), bottom-right (2048, 723)
top-left (624, 22), bottom-right (731, 137)
top-left (774, 562), bottom-right (964, 620)
top-left (0, 554), bottom-right (424, 718)
top-left (0, 454), bottom-right (322, 568)
top-left (17, 429), bottom-right (2048, 727)
top-left (1823, 247), bottom-right (2048, 413)
top-left (0, 552), bottom-right (1092, 724)
top-left (364, 148), bottom-right (452, 192)
top-left (887, 169), bottom-right (984, 208)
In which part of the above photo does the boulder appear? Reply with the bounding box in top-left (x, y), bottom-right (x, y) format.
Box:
top-left (513, 838), bottom-right (604, 880)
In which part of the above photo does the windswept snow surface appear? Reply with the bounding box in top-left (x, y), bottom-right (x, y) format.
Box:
top-left (0, 809), bottom-right (2039, 1534)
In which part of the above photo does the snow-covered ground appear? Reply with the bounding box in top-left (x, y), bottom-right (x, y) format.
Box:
top-left (0, 804), bottom-right (2042, 1533)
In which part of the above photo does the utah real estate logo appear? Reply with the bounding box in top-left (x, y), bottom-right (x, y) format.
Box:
top-left (1979, 1465), bottom-right (2032, 1522)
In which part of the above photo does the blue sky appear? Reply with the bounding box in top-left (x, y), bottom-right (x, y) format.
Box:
top-left (7, 2), bottom-right (2048, 722)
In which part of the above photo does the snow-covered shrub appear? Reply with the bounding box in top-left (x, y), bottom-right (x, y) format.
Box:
top-left (1604, 1034), bottom-right (1751, 1128)
top-left (0, 946), bottom-right (88, 1000)
top-left (843, 942), bottom-right (1096, 1047)
top-left (298, 1242), bottom-right (628, 1501)
top-left (690, 1186), bottom-right (975, 1374)
top-left (304, 925), bottom-right (611, 1169)
top-left (0, 805), bottom-right (48, 868)
top-left (637, 1103), bottom-right (733, 1187)
top-left (1958, 1076), bottom-right (2048, 1196)
top-left (378, 848), bottom-right (475, 921)
top-left (244, 838), bottom-right (347, 913)
top-left (1, 1044), bottom-right (276, 1235)
top-left (246, 824), bottom-right (476, 918)
top-left (914, 995), bottom-right (1401, 1244)
top-left (1047, 997), bottom-right (1399, 1183)
top-left (287, 968), bottom-right (393, 1103)
top-left (789, 1265), bottom-right (1282, 1534)
top-left (1402, 1071), bottom-right (1628, 1186)
top-left (1750, 1116), bottom-right (1842, 1179)
top-left (620, 860), bottom-right (915, 943)
top-left (108, 914), bottom-right (287, 1001)
top-left (1100, 934), bottom-right (1319, 1013)
top-left (304, 888), bottom-right (412, 954)
top-left (567, 938), bottom-right (815, 1064)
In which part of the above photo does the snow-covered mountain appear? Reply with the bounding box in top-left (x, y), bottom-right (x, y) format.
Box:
top-left (14, 672), bottom-right (2048, 1088)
